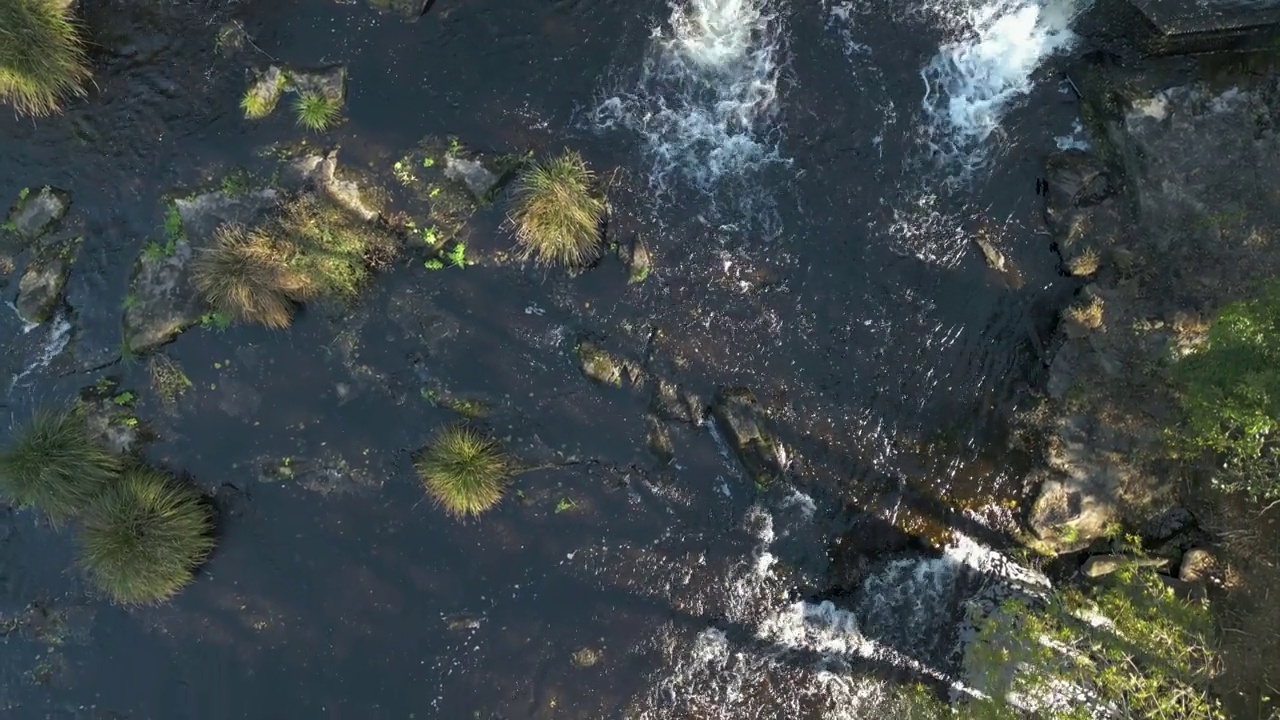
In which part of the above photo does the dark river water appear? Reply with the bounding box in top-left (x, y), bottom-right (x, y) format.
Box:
top-left (0, 0), bottom-right (1097, 716)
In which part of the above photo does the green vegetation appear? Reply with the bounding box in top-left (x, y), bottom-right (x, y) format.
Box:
top-left (424, 258), bottom-right (444, 270)
top-left (163, 203), bottom-right (184, 242)
top-left (142, 238), bottom-right (176, 261)
top-left (199, 310), bottom-right (232, 331)
top-left (149, 355), bottom-right (193, 406)
top-left (447, 242), bottom-right (467, 268)
top-left (414, 424), bottom-right (514, 518)
top-left (508, 150), bottom-right (607, 266)
top-left (240, 71), bottom-right (285, 120)
top-left (0, 0), bottom-right (91, 117)
top-left (111, 391), bottom-right (135, 406)
top-left (191, 195), bottom-right (397, 328)
top-left (78, 467), bottom-right (214, 605)
top-left (965, 566), bottom-right (1222, 720)
top-left (0, 408), bottom-right (120, 523)
top-left (293, 93), bottom-right (340, 131)
top-left (1065, 295), bottom-right (1105, 330)
top-left (1175, 282), bottom-right (1280, 500)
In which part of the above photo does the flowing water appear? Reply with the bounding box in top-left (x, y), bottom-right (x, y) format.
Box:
top-left (0, 0), bottom-right (1094, 716)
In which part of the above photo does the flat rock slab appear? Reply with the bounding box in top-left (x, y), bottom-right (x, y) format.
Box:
top-left (15, 230), bottom-right (80, 326)
top-left (123, 189), bottom-right (278, 353)
top-left (6, 187), bottom-right (70, 241)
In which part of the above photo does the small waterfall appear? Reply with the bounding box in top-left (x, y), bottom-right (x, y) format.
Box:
top-left (8, 313), bottom-right (72, 392)
top-left (920, 0), bottom-right (1087, 175)
top-left (592, 0), bottom-right (786, 196)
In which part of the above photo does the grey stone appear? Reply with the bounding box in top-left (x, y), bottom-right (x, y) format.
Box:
top-left (443, 155), bottom-right (502, 201)
top-left (1081, 554), bottom-right (1166, 578)
top-left (240, 65), bottom-right (286, 118)
top-left (576, 340), bottom-right (624, 387)
top-left (628, 237), bottom-right (652, 284)
top-left (7, 187), bottom-right (70, 240)
top-left (650, 378), bottom-right (701, 424)
top-left (646, 415), bottom-right (674, 465)
top-left (123, 189), bottom-right (278, 354)
top-left (972, 234), bottom-right (1007, 273)
top-left (287, 65), bottom-right (346, 104)
top-left (282, 150), bottom-right (378, 221)
top-left (15, 231), bottom-right (79, 325)
top-left (710, 387), bottom-right (784, 485)
top-left (1043, 151), bottom-right (1115, 237)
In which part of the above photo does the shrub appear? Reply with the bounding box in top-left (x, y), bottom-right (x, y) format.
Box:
top-left (191, 224), bottom-right (299, 329)
top-left (192, 197), bottom-right (397, 328)
top-left (966, 567), bottom-right (1223, 720)
top-left (0, 0), bottom-right (91, 117)
top-left (1064, 296), bottom-right (1104, 329)
top-left (0, 407), bottom-right (120, 523)
top-left (294, 93), bottom-right (340, 131)
top-left (79, 467), bottom-right (214, 604)
top-left (415, 424), bottom-right (513, 518)
top-left (508, 150), bottom-right (606, 266)
top-left (1066, 247), bottom-right (1100, 277)
top-left (1175, 282), bottom-right (1280, 500)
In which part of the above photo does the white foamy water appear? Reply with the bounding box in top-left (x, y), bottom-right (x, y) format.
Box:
top-left (920, 0), bottom-right (1086, 175)
top-left (592, 0), bottom-right (786, 193)
top-left (8, 314), bottom-right (72, 391)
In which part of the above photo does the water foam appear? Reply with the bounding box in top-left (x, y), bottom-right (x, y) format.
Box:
top-left (9, 314), bottom-right (72, 391)
top-left (592, 0), bottom-right (786, 194)
top-left (920, 0), bottom-right (1086, 175)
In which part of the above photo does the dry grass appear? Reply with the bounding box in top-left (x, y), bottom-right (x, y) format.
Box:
top-left (191, 195), bottom-right (397, 328)
top-left (415, 424), bottom-right (514, 518)
top-left (1065, 296), bottom-right (1105, 329)
top-left (0, 0), bottom-right (91, 117)
top-left (1067, 247), bottom-right (1101, 276)
top-left (508, 150), bottom-right (606, 266)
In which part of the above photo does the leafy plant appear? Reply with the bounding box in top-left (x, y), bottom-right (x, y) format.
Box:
top-left (112, 391), bottom-right (135, 406)
top-left (447, 242), bottom-right (467, 268)
top-left (18, 186), bottom-right (29, 200)
top-left (293, 93), bottom-right (340, 131)
top-left (1175, 282), bottom-right (1280, 500)
top-left (414, 424), bottom-right (513, 518)
top-left (508, 150), bottom-right (606, 266)
top-left (0, 407), bottom-right (120, 523)
top-left (424, 258), bottom-right (444, 270)
top-left (555, 497), bottom-right (575, 514)
top-left (0, 0), bottom-right (91, 116)
top-left (78, 468), bottom-right (214, 605)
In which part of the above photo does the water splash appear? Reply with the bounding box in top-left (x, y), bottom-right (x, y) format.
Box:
top-left (592, 0), bottom-right (787, 196)
top-left (920, 0), bottom-right (1086, 176)
top-left (9, 314), bottom-right (72, 392)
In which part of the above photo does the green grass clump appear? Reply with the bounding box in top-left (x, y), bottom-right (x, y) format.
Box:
top-left (0, 0), bottom-right (91, 117)
top-left (415, 424), bottom-right (513, 518)
top-left (0, 408), bottom-right (120, 523)
top-left (79, 467), bottom-right (214, 605)
top-left (508, 150), bottom-right (607, 267)
top-left (294, 93), bottom-right (340, 131)
top-left (192, 195), bottom-right (397, 328)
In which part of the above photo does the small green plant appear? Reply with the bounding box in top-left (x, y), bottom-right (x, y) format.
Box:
top-left (447, 242), bottom-right (468, 268)
top-left (149, 355), bottom-right (193, 406)
top-left (123, 291), bottom-right (136, 311)
top-left (415, 424), bottom-right (514, 518)
top-left (117, 416), bottom-right (139, 428)
top-left (142, 239), bottom-right (176, 261)
top-left (0, 0), bottom-right (91, 117)
top-left (18, 187), bottom-right (29, 200)
top-left (1065, 295), bottom-right (1104, 329)
top-left (163, 203), bottom-right (184, 244)
top-left (219, 170), bottom-right (252, 196)
top-left (293, 93), bottom-right (340, 131)
top-left (425, 258), bottom-right (444, 270)
top-left (112, 391), bottom-right (135, 406)
top-left (392, 159), bottom-right (414, 186)
top-left (447, 137), bottom-right (461, 156)
top-left (240, 69), bottom-right (285, 120)
top-left (78, 468), bottom-right (214, 605)
top-left (421, 226), bottom-right (441, 246)
top-left (0, 407), bottom-right (121, 523)
top-left (199, 310), bottom-right (232, 331)
top-left (555, 497), bottom-right (575, 514)
top-left (508, 150), bottom-right (607, 266)
top-left (422, 157), bottom-right (435, 168)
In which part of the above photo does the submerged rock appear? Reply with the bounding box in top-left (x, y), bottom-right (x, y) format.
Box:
top-left (443, 155), bottom-right (502, 201)
top-left (627, 237), bottom-right (652, 284)
top-left (576, 340), bottom-right (624, 387)
top-left (282, 149), bottom-right (378, 221)
top-left (1043, 151), bottom-right (1116, 236)
top-left (241, 65), bottom-right (286, 118)
top-left (288, 65), bottom-right (346, 104)
top-left (15, 230), bottom-right (79, 325)
top-left (710, 387), bottom-right (785, 485)
top-left (6, 187), bottom-right (69, 240)
top-left (124, 189), bottom-right (278, 354)
top-left (972, 233), bottom-right (1007, 273)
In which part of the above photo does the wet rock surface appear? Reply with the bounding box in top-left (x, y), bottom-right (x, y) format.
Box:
top-left (15, 230), bottom-right (80, 325)
top-left (710, 387), bottom-right (784, 486)
top-left (282, 149), bottom-right (378, 221)
top-left (123, 189), bottom-right (278, 354)
top-left (5, 187), bottom-right (70, 241)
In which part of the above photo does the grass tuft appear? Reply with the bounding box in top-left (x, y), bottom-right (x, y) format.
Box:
top-left (79, 467), bottom-right (214, 605)
top-left (415, 424), bottom-right (513, 518)
top-left (192, 196), bottom-right (398, 328)
top-left (0, 407), bottom-right (120, 523)
top-left (508, 150), bottom-right (606, 266)
top-left (1065, 295), bottom-right (1105, 329)
top-left (294, 93), bottom-right (340, 131)
top-left (0, 0), bottom-right (91, 117)
top-left (1067, 247), bottom-right (1100, 277)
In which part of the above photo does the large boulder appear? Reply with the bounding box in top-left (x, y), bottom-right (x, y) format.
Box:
top-left (6, 187), bottom-right (70, 240)
top-left (123, 189), bottom-right (278, 353)
top-left (15, 230), bottom-right (79, 325)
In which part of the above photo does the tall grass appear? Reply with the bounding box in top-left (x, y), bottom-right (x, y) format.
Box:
top-left (415, 424), bottom-right (513, 518)
top-left (0, 407), bottom-right (120, 523)
top-left (508, 151), bottom-right (606, 267)
top-left (0, 0), bottom-right (91, 117)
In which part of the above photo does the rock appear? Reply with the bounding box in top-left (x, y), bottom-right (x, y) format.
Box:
top-left (628, 237), bottom-right (652, 284)
top-left (15, 231), bottom-right (79, 325)
top-left (282, 150), bottom-right (378, 221)
top-left (576, 340), bottom-right (625, 387)
top-left (650, 378), bottom-right (701, 424)
top-left (1081, 554), bottom-right (1167, 578)
top-left (709, 387), bottom-right (785, 485)
top-left (1043, 151), bottom-right (1116, 236)
top-left (6, 187), bottom-right (69, 240)
top-left (362, 0), bottom-right (430, 20)
top-left (1179, 547), bottom-right (1220, 584)
top-left (287, 65), bottom-right (346, 104)
top-left (646, 415), bottom-right (674, 465)
top-left (972, 233), bottom-right (1006, 273)
top-left (443, 155), bottom-right (502, 202)
top-left (1027, 469), bottom-right (1117, 554)
top-left (241, 65), bottom-right (286, 118)
top-left (123, 189), bottom-right (278, 354)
